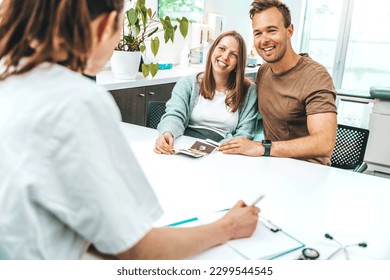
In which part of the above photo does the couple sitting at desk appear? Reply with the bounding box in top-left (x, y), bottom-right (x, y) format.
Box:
top-left (155, 0), bottom-right (337, 166)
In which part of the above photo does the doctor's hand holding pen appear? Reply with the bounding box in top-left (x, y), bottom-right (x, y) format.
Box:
top-left (118, 196), bottom-right (263, 259)
top-left (216, 195), bottom-right (264, 240)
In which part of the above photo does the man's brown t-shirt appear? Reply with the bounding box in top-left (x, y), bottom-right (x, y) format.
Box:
top-left (257, 54), bottom-right (337, 165)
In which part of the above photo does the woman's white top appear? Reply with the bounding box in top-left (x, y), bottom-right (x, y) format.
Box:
top-left (0, 63), bottom-right (162, 259)
top-left (188, 90), bottom-right (239, 137)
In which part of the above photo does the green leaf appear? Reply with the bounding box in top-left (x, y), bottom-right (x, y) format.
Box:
top-left (171, 28), bottom-right (176, 42)
top-left (140, 7), bottom-right (147, 26)
top-left (151, 37), bottom-right (160, 57)
top-left (164, 30), bottom-right (170, 43)
top-left (139, 45), bottom-right (146, 53)
top-left (164, 16), bottom-right (172, 26)
top-left (127, 8), bottom-right (137, 25)
top-left (142, 64), bottom-right (149, 77)
top-left (123, 35), bottom-right (131, 42)
top-left (178, 17), bottom-right (189, 38)
top-left (150, 63), bottom-right (159, 77)
top-left (134, 25), bottom-right (140, 36)
top-left (159, 17), bottom-right (167, 29)
top-left (137, 0), bottom-right (145, 9)
top-left (164, 29), bottom-right (174, 43)
top-left (148, 27), bottom-right (159, 38)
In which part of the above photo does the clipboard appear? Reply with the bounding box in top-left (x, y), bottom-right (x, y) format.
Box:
top-left (168, 211), bottom-right (304, 260)
top-left (225, 216), bottom-right (305, 260)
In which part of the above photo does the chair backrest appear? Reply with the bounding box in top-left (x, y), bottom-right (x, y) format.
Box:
top-left (331, 124), bottom-right (370, 170)
top-left (146, 101), bottom-right (166, 129)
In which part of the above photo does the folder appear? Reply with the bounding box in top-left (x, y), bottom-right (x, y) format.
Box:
top-left (224, 217), bottom-right (305, 260)
top-left (168, 211), bottom-right (304, 260)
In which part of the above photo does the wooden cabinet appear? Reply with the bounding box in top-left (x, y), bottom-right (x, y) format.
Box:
top-left (109, 82), bottom-right (175, 126)
top-left (145, 83), bottom-right (174, 104)
top-left (109, 87), bottom-right (145, 125)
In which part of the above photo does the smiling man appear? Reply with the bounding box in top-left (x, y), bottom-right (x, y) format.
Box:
top-left (219, 0), bottom-right (337, 166)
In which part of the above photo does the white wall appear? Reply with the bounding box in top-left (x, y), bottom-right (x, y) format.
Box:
top-left (203, 0), bottom-right (253, 52)
top-left (284, 0), bottom-right (305, 51)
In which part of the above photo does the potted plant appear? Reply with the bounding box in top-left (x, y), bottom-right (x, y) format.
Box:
top-left (111, 0), bottom-right (189, 79)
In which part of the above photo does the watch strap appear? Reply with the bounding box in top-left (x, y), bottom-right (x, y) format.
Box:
top-left (262, 140), bottom-right (272, 156)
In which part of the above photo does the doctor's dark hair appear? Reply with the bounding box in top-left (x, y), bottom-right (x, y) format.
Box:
top-left (0, 0), bottom-right (123, 81)
top-left (198, 30), bottom-right (250, 113)
top-left (249, 0), bottom-right (291, 28)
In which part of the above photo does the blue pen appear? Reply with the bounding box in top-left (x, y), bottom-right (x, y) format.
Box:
top-left (167, 217), bottom-right (198, 227)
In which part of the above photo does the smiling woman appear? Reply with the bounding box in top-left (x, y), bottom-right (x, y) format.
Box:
top-left (154, 30), bottom-right (259, 154)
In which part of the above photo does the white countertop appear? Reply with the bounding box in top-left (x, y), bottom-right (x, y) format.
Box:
top-left (97, 64), bottom-right (259, 91)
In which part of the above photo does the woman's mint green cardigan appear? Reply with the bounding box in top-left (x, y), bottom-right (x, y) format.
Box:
top-left (157, 74), bottom-right (258, 142)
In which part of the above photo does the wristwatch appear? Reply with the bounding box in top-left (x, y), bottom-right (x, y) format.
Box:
top-left (262, 140), bottom-right (272, 156)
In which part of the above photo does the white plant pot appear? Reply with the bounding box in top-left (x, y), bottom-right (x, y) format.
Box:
top-left (110, 51), bottom-right (142, 80)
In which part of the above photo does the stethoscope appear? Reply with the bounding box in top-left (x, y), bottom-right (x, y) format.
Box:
top-left (324, 233), bottom-right (367, 260)
top-left (298, 233), bottom-right (367, 260)
top-left (298, 248), bottom-right (320, 260)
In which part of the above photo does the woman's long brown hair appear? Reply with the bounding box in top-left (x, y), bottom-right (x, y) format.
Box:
top-left (0, 0), bottom-right (123, 81)
top-left (197, 30), bottom-right (251, 113)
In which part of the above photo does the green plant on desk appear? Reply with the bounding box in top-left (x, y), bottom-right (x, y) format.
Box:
top-left (116, 0), bottom-right (189, 78)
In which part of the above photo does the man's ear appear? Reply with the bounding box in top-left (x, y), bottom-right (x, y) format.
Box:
top-left (287, 23), bottom-right (294, 39)
top-left (94, 11), bottom-right (118, 43)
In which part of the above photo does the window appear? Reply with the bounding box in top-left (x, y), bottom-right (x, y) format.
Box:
top-left (158, 0), bottom-right (204, 23)
top-left (300, 0), bottom-right (390, 92)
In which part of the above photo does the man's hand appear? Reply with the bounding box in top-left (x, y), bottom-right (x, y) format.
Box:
top-left (154, 132), bottom-right (175, 154)
top-left (219, 137), bottom-right (263, 156)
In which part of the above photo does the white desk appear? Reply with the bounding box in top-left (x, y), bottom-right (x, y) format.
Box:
top-left (121, 123), bottom-right (390, 260)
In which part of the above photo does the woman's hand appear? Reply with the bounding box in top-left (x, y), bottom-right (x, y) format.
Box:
top-left (154, 132), bottom-right (175, 154)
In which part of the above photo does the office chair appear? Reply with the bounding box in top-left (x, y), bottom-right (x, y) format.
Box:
top-left (146, 101), bottom-right (166, 129)
top-left (330, 124), bottom-right (370, 173)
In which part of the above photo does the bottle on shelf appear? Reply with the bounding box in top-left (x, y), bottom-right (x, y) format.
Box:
top-left (180, 43), bottom-right (190, 68)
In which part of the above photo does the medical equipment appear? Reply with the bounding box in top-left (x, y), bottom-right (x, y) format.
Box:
top-left (325, 233), bottom-right (367, 260)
